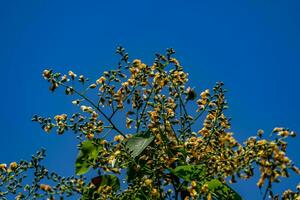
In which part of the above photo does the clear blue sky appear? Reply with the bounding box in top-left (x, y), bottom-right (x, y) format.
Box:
top-left (0, 1), bottom-right (299, 199)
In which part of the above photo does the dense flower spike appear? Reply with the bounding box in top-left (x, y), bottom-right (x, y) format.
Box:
top-left (2, 47), bottom-right (298, 200)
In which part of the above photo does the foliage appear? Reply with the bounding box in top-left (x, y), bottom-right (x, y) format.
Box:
top-left (0, 47), bottom-right (299, 199)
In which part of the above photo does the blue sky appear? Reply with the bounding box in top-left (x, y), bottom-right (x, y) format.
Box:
top-left (0, 0), bottom-right (299, 199)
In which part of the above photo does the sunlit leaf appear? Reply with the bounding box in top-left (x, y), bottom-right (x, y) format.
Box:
top-left (75, 140), bottom-right (102, 175)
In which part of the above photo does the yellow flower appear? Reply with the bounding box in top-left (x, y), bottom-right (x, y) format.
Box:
top-left (68, 70), bottom-right (77, 79)
top-left (151, 188), bottom-right (159, 197)
top-left (100, 140), bottom-right (107, 145)
top-left (273, 127), bottom-right (284, 132)
top-left (111, 168), bottom-right (120, 174)
top-left (80, 105), bottom-right (93, 113)
top-left (190, 188), bottom-right (198, 197)
top-left (9, 162), bottom-right (18, 171)
top-left (42, 70), bottom-right (51, 79)
top-left (283, 156), bottom-right (290, 164)
top-left (122, 81), bottom-right (129, 88)
top-left (86, 133), bottom-right (94, 140)
top-left (61, 75), bottom-right (68, 82)
top-left (257, 139), bottom-right (267, 146)
top-left (277, 130), bottom-right (289, 137)
top-left (167, 108), bottom-right (175, 117)
top-left (117, 101), bottom-right (124, 109)
top-left (127, 78), bottom-right (136, 86)
top-left (114, 135), bottom-right (124, 142)
top-left (257, 174), bottom-right (266, 188)
top-left (200, 89), bottom-right (210, 99)
top-left (138, 63), bottom-right (146, 70)
top-left (114, 150), bottom-right (121, 156)
top-left (96, 76), bottom-right (106, 84)
top-left (129, 67), bottom-right (139, 75)
top-left (126, 117), bottom-right (133, 128)
top-left (0, 163), bottom-right (7, 171)
top-left (169, 58), bottom-right (180, 66)
top-left (40, 184), bottom-right (52, 192)
top-left (132, 59), bottom-right (142, 66)
top-left (96, 126), bottom-right (103, 133)
top-left (144, 179), bottom-right (153, 186)
top-left (89, 83), bottom-right (97, 89)
top-left (78, 75), bottom-right (84, 82)
top-left (54, 114), bottom-right (67, 121)
top-left (150, 63), bottom-right (157, 71)
top-left (90, 111), bottom-right (98, 119)
top-left (108, 156), bottom-right (116, 165)
top-left (207, 193), bottom-right (212, 200)
top-left (191, 181), bottom-right (197, 187)
top-left (201, 183), bottom-right (208, 193)
top-left (148, 111), bottom-right (159, 122)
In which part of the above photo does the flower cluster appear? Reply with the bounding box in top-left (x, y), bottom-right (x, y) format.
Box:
top-left (2, 47), bottom-right (298, 200)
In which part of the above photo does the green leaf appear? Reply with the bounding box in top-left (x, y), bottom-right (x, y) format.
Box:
top-left (125, 135), bottom-right (154, 158)
top-left (170, 165), bottom-right (205, 182)
top-left (75, 140), bottom-right (103, 175)
top-left (206, 179), bottom-right (242, 200)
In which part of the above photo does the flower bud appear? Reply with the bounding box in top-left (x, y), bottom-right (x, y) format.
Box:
top-left (42, 70), bottom-right (51, 79)
top-left (89, 84), bottom-right (97, 89)
top-left (96, 76), bottom-right (106, 84)
top-left (68, 71), bottom-right (77, 79)
top-left (9, 162), bottom-right (18, 171)
top-left (114, 135), bottom-right (124, 142)
top-left (0, 163), bottom-right (7, 171)
top-left (86, 133), bottom-right (94, 140)
top-left (40, 184), bottom-right (52, 192)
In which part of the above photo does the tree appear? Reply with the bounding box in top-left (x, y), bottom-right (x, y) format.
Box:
top-left (0, 47), bottom-right (299, 200)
